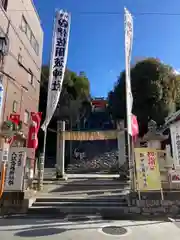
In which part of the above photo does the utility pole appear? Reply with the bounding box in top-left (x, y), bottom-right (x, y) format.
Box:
top-left (124, 96), bottom-right (132, 182)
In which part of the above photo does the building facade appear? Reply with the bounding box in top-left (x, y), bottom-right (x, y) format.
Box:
top-left (0, 0), bottom-right (43, 136)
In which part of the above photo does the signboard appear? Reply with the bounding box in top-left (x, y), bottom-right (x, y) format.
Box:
top-left (134, 148), bottom-right (162, 191)
top-left (0, 142), bottom-right (9, 175)
top-left (2, 142), bottom-right (9, 162)
top-left (4, 147), bottom-right (26, 191)
top-left (170, 121), bottom-right (180, 166)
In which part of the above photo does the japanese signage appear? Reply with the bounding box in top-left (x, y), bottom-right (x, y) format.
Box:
top-left (170, 121), bottom-right (180, 166)
top-left (2, 142), bottom-right (9, 162)
top-left (41, 10), bottom-right (71, 131)
top-left (4, 147), bottom-right (26, 191)
top-left (124, 8), bottom-right (133, 135)
top-left (134, 148), bottom-right (162, 191)
top-left (0, 143), bottom-right (9, 177)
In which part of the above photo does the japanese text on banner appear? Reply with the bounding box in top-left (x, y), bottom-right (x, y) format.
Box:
top-left (134, 148), bottom-right (162, 191)
top-left (41, 10), bottom-right (71, 131)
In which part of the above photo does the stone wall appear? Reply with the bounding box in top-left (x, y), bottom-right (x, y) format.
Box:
top-left (126, 191), bottom-right (180, 217)
top-left (0, 191), bottom-right (36, 216)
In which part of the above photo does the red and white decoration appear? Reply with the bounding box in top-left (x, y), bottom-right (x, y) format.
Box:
top-left (7, 114), bottom-right (21, 145)
top-left (26, 112), bottom-right (42, 178)
top-left (131, 114), bottom-right (139, 142)
top-left (27, 112), bottom-right (42, 149)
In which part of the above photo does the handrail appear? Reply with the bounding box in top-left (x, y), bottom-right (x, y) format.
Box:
top-left (0, 162), bottom-right (6, 198)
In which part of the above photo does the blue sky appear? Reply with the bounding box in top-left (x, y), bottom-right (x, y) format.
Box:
top-left (34, 0), bottom-right (180, 97)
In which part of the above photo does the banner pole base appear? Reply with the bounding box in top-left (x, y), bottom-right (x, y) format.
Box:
top-left (37, 129), bottom-right (47, 191)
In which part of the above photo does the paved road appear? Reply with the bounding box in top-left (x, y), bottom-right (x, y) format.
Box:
top-left (0, 216), bottom-right (180, 239)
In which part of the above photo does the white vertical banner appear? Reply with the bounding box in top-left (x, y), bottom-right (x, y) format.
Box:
top-left (4, 147), bottom-right (26, 191)
top-left (124, 7), bottom-right (133, 135)
top-left (41, 10), bottom-right (71, 131)
top-left (170, 122), bottom-right (180, 166)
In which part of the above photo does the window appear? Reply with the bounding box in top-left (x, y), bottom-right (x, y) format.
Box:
top-left (20, 15), bottom-right (39, 55)
top-left (1, 0), bottom-right (8, 11)
top-left (35, 42), bottom-right (39, 55)
top-left (28, 69), bottom-right (34, 85)
top-left (31, 34), bottom-right (39, 55)
top-left (12, 101), bottom-right (18, 113)
top-left (26, 25), bottom-right (31, 41)
top-left (18, 53), bottom-right (22, 64)
top-left (24, 110), bottom-right (29, 124)
top-left (21, 16), bottom-right (27, 33)
top-left (31, 34), bottom-right (36, 47)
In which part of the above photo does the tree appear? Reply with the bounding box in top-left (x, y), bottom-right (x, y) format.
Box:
top-left (175, 74), bottom-right (180, 110)
top-left (37, 65), bottom-right (91, 154)
top-left (39, 66), bottom-right (91, 124)
top-left (108, 58), bottom-right (180, 136)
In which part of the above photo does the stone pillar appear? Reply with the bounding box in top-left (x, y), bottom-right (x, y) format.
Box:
top-left (56, 121), bottom-right (65, 179)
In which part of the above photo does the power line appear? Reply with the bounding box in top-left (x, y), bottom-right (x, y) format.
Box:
top-left (71, 11), bottom-right (180, 16)
top-left (2, 9), bottom-right (180, 16)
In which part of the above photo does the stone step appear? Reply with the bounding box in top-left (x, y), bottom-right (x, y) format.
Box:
top-left (33, 180), bottom-right (129, 186)
top-left (46, 185), bottom-right (130, 193)
top-left (33, 201), bottom-right (128, 207)
top-left (66, 174), bottom-right (120, 179)
top-left (53, 180), bottom-right (128, 185)
top-left (36, 191), bottom-right (129, 197)
top-left (28, 205), bottom-right (129, 216)
top-left (35, 196), bottom-right (128, 202)
top-left (33, 199), bottom-right (127, 207)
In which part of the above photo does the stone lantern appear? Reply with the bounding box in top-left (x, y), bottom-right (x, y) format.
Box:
top-left (142, 120), bottom-right (168, 149)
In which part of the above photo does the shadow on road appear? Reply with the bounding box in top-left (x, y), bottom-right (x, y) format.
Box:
top-left (14, 227), bottom-right (67, 237)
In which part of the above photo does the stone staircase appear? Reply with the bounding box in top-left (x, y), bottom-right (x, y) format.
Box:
top-left (28, 178), bottom-right (130, 218)
top-left (66, 140), bottom-right (119, 174)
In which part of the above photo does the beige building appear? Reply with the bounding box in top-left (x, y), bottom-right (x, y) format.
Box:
top-left (0, 0), bottom-right (43, 136)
